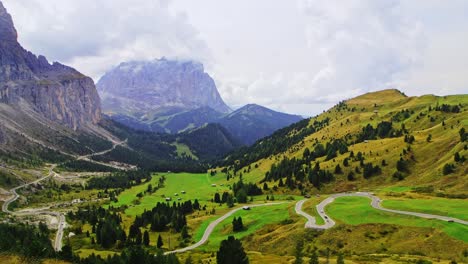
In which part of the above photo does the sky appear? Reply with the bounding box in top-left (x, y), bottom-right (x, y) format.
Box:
top-left (3, 0), bottom-right (468, 116)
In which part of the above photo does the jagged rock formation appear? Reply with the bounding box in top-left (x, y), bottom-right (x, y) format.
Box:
top-left (97, 58), bottom-right (231, 117)
top-left (0, 1), bottom-right (101, 130)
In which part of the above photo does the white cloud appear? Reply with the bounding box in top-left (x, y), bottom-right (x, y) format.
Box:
top-left (3, 0), bottom-right (211, 79)
top-left (3, 0), bottom-right (467, 116)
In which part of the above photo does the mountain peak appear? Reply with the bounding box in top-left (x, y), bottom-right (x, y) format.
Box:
top-left (0, 1), bottom-right (17, 42)
top-left (347, 89), bottom-right (408, 106)
top-left (97, 58), bottom-right (231, 115)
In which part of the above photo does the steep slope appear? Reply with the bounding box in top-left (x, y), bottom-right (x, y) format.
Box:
top-left (96, 120), bottom-right (241, 169)
top-left (219, 104), bottom-right (304, 145)
top-left (220, 89), bottom-right (467, 195)
top-left (97, 59), bottom-right (230, 116)
top-left (179, 123), bottom-right (242, 161)
top-left (151, 106), bottom-right (224, 133)
top-left (0, 2), bottom-right (101, 130)
top-left (0, 1), bottom-right (113, 163)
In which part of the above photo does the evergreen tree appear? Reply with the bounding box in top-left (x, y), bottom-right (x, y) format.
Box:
top-left (181, 225), bottom-right (190, 239)
top-left (337, 253), bottom-right (345, 264)
top-left (334, 164), bottom-right (343, 174)
top-left (294, 239), bottom-right (304, 264)
top-left (135, 230), bottom-right (142, 245)
top-left (214, 193), bottom-right (221, 203)
top-left (157, 234), bottom-right (164, 248)
top-left (143, 230), bottom-right (150, 246)
top-left (216, 236), bottom-right (249, 264)
top-left (460, 128), bottom-right (466, 142)
top-left (309, 251), bottom-right (319, 264)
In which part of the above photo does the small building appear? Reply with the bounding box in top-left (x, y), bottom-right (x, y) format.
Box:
top-left (242, 206), bottom-right (251, 210)
top-left (211, 184), bottom-right (216, 187)
top-left (181, 190), bottom-right (186, 194)
top-left (304, 194), bottom-right (311, 198)
top-left (165, 197), bottom-right (171, 201)
top-left (174, 193), bottom-right (178, 196)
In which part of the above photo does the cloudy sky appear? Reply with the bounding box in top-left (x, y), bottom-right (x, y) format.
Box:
top-left (3, 0), bottom-right (468, 116)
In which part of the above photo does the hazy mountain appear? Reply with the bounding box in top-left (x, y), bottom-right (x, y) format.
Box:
top-left (97, 59), bottom-right (231, 117)
top-left (218, 104), bottom-right (304, 145)
top-left (97, 59), bottom-right (303, 144)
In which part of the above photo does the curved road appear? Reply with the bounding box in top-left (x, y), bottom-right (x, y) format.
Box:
top-left (2, 165), bottom-right (57, 213)
top-left (296, 192), bottom-right (468, 229)
top-left (164, 202), bottom-right (286, 255)
top-left (2, 164), bottom-right (66, 251)
top-left (1, 141), bottom-right (125, 252)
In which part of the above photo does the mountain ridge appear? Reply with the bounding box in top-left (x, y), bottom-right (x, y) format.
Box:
top-left (219, 89), bottom-right (467, 195)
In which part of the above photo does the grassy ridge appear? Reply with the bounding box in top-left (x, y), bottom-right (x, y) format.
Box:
top-left (226, 90), bottom-right (467, 195)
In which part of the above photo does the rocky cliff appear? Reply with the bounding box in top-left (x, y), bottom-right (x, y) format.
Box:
top-left (0, 1), bottom-right (101, 130)
top-left (97, 58), bottom-right (230, 116)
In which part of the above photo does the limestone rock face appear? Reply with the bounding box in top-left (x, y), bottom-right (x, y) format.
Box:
top-left (97, 58), bottom-right (231, 116)
top-left (0, 1), bottom-right (101, 130)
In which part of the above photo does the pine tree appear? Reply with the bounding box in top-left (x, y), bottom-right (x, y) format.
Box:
top-left (143, 230), bottom-right (150, 246)
top-left (337, 253), bottom-right (345, 264)
top-left (216, 236), bottom-right (249, 264)
top-left (135, 230), bottom-right (142, 245)
top-left (157, 234), bottom-right (163, 248)
top-left (294, 239), bottom-right (304, 264)
top-left (181, 225), bottom-right (189, 239)
top-left (309, 251), bottom-right (319, 264)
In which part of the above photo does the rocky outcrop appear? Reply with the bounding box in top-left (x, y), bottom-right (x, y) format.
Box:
top-left (0, 1), bottom-right (101, 130)
top-left (97, 58), bottom-right (231, 116)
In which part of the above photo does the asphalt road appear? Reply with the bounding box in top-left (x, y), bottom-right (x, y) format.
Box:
top-left (54, 213), bottom-right (66, 251)
top-left (2, 165), bottom-right (57, 213)
top-left (1, 141), bottom-right (124, 252)
top-left (164, 202), bottom-right (286, 255)
top-left (296, 192), bottom-right (468, 229)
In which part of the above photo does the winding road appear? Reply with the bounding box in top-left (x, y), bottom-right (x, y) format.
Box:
top-left (2, 164), bottom-right (67, 251)
top-left (1, 141), bottom-right (126, 252)
top-left (164, 202), bottom-right (286, 255)
top-left (295, 192), bottom-right (468, 229)
top-left (162, 192), bottom-right (468, 255)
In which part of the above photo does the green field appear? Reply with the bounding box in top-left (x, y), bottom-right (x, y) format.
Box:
top-left (193, 202), bottom-right (292, 251)
top-left (302, 197), bottom-right (326, 225)
top-left (326, 196), bottom-right (468, 242)
top-left (382, 197), bottom-right (468, 220)
top-left (111, 172), bottom-right (232, 216)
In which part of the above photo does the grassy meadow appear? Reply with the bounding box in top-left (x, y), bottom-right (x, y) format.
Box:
top-left (326, 196), bottom-right (468, 242)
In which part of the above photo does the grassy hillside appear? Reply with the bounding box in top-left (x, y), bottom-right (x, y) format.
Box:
top-left (220, 89), bottom-right (467, 195)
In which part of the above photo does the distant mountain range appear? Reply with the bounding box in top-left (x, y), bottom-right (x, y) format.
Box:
top-left (0, 2), bottom-right (241, 169)
top-left (97, 59), bottom-right (303, 145)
